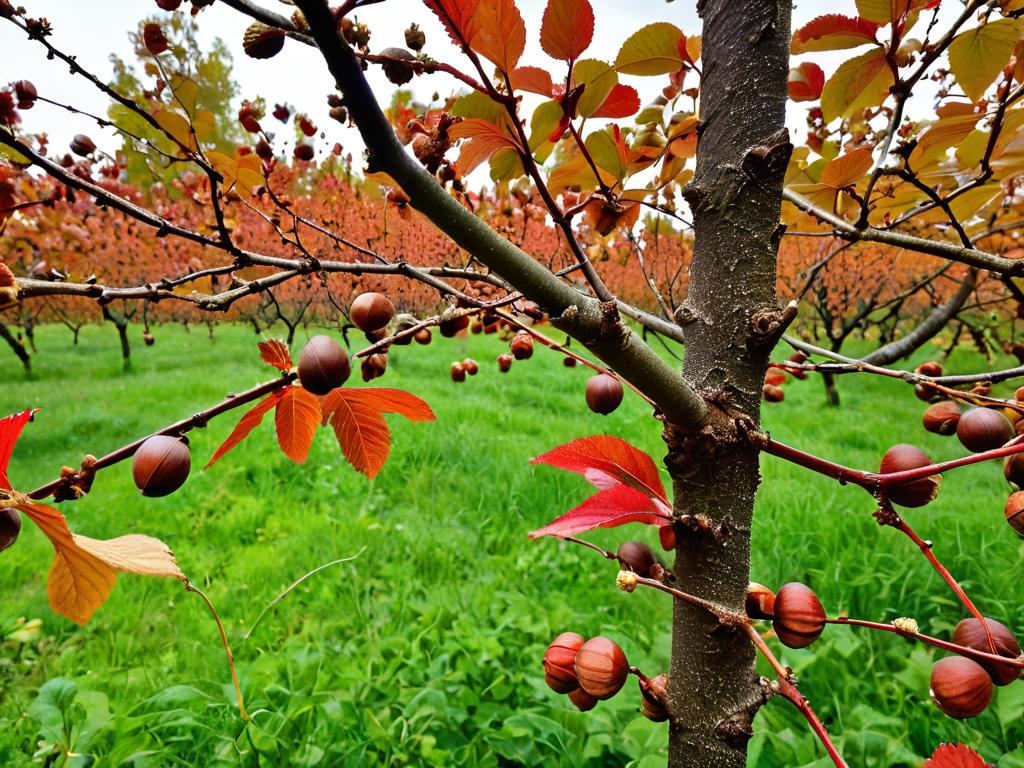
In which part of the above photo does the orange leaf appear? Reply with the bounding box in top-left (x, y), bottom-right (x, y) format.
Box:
top-left (820, 149), bottom-right (874, 189)
top-left (321, 388), bottom-right (434, 479)
top-left (472, 0), bottom-right (527, 73)
top-left (540, 0), bottom-right (594, 62)
top-left (258, 339), bottom-right (293, 372)
top-left (18, 503), bottom-right (184, 625)
top-left (448, 118), bottom-right (522, 174)
top-left (274, 386), bottom-right (321, 464)
top-left (205, 390), bottom-right (285, 468)
top-left (510, 66), bottom-right (555, 96)
top-left (791, 14), bottom-right (880, 54)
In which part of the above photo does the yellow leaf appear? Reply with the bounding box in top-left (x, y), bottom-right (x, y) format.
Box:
top-left (192, 110), bottom-right (217, 141)
top-left (18, 503), bottom-right (184, 625)
top-left (820, 48), bottom-right (893, 123)
top-left (169, 76), bottom-right (199, 116)
top-left (948, 18), bottom-right (1023, 102)
top-left (152, 108), bottom-right (197, 152)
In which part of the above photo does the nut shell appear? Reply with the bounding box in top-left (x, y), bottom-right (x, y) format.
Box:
top-left (930, 656), bottom-right (993, 719)
top-left (497, 353), bottom-right (513, 373)
top-left (1004, 454), bottom-right (1024, 488)
top-left (952, 618), bottom-right (1021, 686)
top-left (360, 353), bottom-right (387, 382)
top-left (1006, 491), bottom-right (1024, 537)
top-left (543, 632), bottom-right (584, 694)
top-left (616, 541), bottom-right (657, 578)
top-left (349, 292), bottom-right (395, 332)
top-left (957, 408), bottom-right (1013, 453)
top-left (745, 582), bottom-right (776, 620)
top-left (0, 508), bottom-right (21, 553)
top-left (298, 335), bottom-right (351, 395)
top-left (915, 361), bottom-right (943, 377)
top-left (450, 361), bottom-right (466, 382)
top-left (639, 673), bottom-right (669, 722)
top-left (922, 401), bottom-right (961, 436)
top-left (413, 328), bottom-right (432, 345)
top-left (772, 582), bottom-right (826, 648)
top-left (462, 358), bottom-right (478, 376)
top-left (510, 333), bottom-right (534, 360)
top-left (574, 636), bottom-right (629, 700)
top-left (762, 384), bottom-right (785, 403)
top-left (586, 374), bottom-right (624, 415)
top-left (132, 435), bottom-right (190, 497)
top-left (568, 687), bottom-right (598, 711)
top-left (879, 444), bottom-right (940, 508)
top-left (243, 21), bottom-right (286, 59)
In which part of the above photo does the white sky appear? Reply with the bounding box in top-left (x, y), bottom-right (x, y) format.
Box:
top-left (0, 1), bottom-right (951, 178)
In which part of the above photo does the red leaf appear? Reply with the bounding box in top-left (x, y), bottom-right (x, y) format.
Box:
top-left (790, 14), bottom-right (880, 54)
top-left (591, 84), bottom-right (641, 118)
top-left (274, 387), bottom-right (322, 464)
top-left (540, 0), bottom-right (594, 62)
top-left (510, 66), bottom-right (555, 96)
top-left (423, 0), bottom-right (481, 49)
top-left (320, 388), bottom-right (434, 479)
top-left (788, 61), bottom-right (825, 102)
top-left (529, 484), bottom-right (671, 538)
top-left (205, 391), bottom-right (284, 468)
top-left (924, 743), bottom-right (992, 768)
top-left (531, 435), bottom-right (670, 513)
top-left (258, 339), bottom-right (292, 372)
top-left (0, 408), bottom-right (37, 491)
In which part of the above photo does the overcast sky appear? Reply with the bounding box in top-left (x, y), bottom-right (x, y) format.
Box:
top-left (1, 1), bottom-right (946, 178)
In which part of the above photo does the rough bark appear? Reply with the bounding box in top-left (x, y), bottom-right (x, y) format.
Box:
top-left (666, 1), bottom-right (792, 766)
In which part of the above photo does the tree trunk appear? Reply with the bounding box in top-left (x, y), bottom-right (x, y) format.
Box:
top-left (103, 307), bottom-right (132, 371)
top-left (822, 371), bottom-right (840, 407)
top-left (0, 322), bottom-right (31, 374)
top-left (667, 1), bottom-right (791, 766)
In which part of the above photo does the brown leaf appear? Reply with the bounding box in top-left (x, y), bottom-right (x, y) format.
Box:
top-left (274, 386), bottom-right (321, 464)
top-left (18, 503), bottom-right (184, 626)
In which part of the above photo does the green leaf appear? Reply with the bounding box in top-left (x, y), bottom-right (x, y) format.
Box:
top-left (614, 22), bottom-right (686, 76)
top-left (573, 59), bottom-right (617, 118)
top-left (948, 18), bottom-right (1023, 102)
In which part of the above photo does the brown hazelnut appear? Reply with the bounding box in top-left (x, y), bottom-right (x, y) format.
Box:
top-left (929, 656), bottom-right (993, 719)
top-left (956, 408), bottom-right (1013, 453)
top-left (879, 444), bottom-right (940, 508)
top-left (952, 618), bottom-right (1021, 686)
top-left (298, 335), bottom-right (351, 395)
top-left (132, 435), bottom-right (190, 497)
top-left (922, 401), bottom-right (961, 436)
top-left (0, 508), bottom-right (21, 553)
top-left (586, 374), bottom-right (624, 415)
top-left (772, 582), bottom-right (826, 648)
top-left (543, 631), bottom-right (584, 694)
top-left (574, 636), bottom-right (629, 699)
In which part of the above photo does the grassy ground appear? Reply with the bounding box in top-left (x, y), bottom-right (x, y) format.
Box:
top-left (0, 323), bottom-right (1022, 767)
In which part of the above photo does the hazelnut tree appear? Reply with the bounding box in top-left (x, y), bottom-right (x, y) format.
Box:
top-left (2, 0), bottom-right (1024, 766)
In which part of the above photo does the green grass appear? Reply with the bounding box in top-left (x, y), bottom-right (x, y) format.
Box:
top-left (0, 323), bottom-right (1022, 768)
